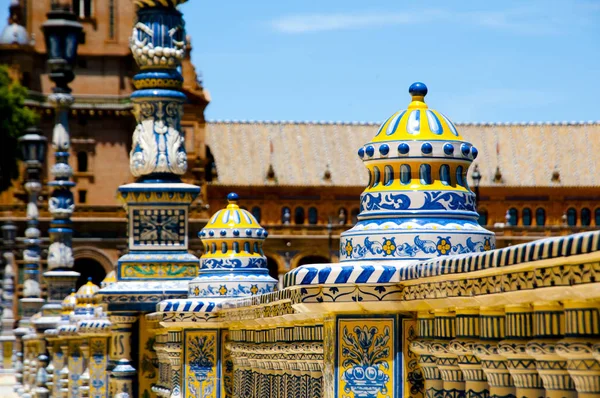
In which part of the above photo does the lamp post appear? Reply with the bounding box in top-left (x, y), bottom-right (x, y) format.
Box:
top-left (0, 222), bottom-right (17, 371)
top-left (471, 164), bottom-right (482, 224)
top-left (41, 0), bottom-right (81, 300)
top-left (18, 130), bottom-right (47, 321)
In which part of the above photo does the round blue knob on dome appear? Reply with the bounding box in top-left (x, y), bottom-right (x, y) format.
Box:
top-left (471, 147), bottom-right (478, 159)
top-left (358, 147), bottom-right (365, 159)
top-left (209, 230), bottom-right (214, 237)
top-left (409, 82), bottom-right (428, 98)
top-left (200, 231), bottom-right (205, 237)
top-left (365, 145), bottom-right (375, 157)
top-left (398, 143), bottom-right (409, 155)
top-left (245, 229), bottom-right (252, 236)
top-left (461, 144), bottom-right (470, 156)
top-left (421, 142), bottom-right (433, 154)
top-left (227, 192), bottom-right (239, 203)
top-left (233, 229), bottom-right (240, 236)
top-left (220, 230), bottom-right (227, 236)
top-left (264, 230), bottom-right (269, 238)
top-left (379, 144), bottom-right (389, 156)
top-left (443, 143), bottom-right (454, 155)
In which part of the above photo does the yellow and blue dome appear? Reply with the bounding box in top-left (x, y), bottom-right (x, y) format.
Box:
top-left (188, 193), bottom-right (277, 299)
top-left (341, 83), bottom-right (494, 262)
top-left (61, 290), bottom-right (77, 315)
top-left (370, 83), bottom-right (462, 142)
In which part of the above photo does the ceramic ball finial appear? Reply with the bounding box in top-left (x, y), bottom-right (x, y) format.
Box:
top-left (227, 192), bottom-right (239, 204)
top-left (409, 82), bottom-right (428, 98)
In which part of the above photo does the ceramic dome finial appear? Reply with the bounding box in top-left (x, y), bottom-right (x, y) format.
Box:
top-left (409, 82), bottom-right (428, 98)
top-left (227, 192), bottom-right (239, 204)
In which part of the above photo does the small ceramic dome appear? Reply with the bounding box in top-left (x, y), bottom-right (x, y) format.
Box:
top-left (61, 290), bottom-right (77, 314)
top-left (342, 83), bottom-right (494, 263)
top-left (198, 192), bottom-right (268, 269)
top-left (100, 270), bottom-right (116, 288)
top-left (189, 193), bottom-right (277, 299)
top-left (76, 278), bottom-right (100, 304)
top-left (0, 1), bottom-right (29, 46)
top-left (371, 82), bottom-right (460, 142)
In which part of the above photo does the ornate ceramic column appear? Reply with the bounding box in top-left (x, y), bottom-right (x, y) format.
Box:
top-left (99, 7), bottom-right (201, 395)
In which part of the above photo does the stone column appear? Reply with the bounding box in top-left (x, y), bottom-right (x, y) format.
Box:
top-left (449, 308), bottom-right (489, 398)
top-left (526, 301), bottom-right (576, 398)
top-left (108, 314), bottom-right (137, 397)
top-left (473, 307), bottom-right (516, 398)
top-left (498, 304), bottom-right (545, 397)
top-left (558, 300), bottom-right (600, 398)
top-left (58, 340), bottom-right (69, 398)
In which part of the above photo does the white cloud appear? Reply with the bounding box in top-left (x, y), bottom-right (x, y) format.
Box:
top-left (271, 7), bottom-right (574, 35)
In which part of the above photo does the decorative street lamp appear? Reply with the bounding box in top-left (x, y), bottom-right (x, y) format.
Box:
top-left (471, 164), bottom-right (482, 206)
top-left (41, 0), bottom-right (81, 299)
top-left (18, 129), bottom-right (47, 319)
top-left (471, 164), bottom-right (482, 225)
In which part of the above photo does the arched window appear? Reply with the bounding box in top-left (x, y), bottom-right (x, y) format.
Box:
top-left (77, 151), bottom-right (88, 172)
top-left (281, 207), bottom-right (291, 225)
top-left (522, 208), bottom-right (532, 226)
top-left (251, 207), bottom-right (261, 223)
top-left (384, 165), bottom-right (394, 186)
top-left (439, 164), bottom-right (450, 185)
top-left (456, 166), bottom-right (464, 187)
top-left (508, 208), bottom-right (518, 226)
top-left (567, 207), bottom-right (577, 226)
top-left (367, 169), bottom-right (372, 188)
top-left (400, 165), bottom-right (411, 185)
top-left (308, 207), bottom-right (318, 225)
top-left (266, 257), bottom-right (279, 281)
top-left (419, 164), bottom-right (432, 185)
top-left (372, 167), bottom-right (380, 187)
top-left (351, 208), bottom-right (360, 224)
top-left (294, 207), bottom-right (305, 225)
top-left (535, 208), bottom-right (546, 226)
top-left (478, 209), bottom-right (488, 226)
top-left (595, 208), bottom-right (600, 226)
top-left (581, 208), bottom-right (591, 226)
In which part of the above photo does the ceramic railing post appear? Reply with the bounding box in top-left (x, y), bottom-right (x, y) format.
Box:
top-left (526, 302), bottom-right (576, 398)
top-left (498, 304), bottom-right (545, 397)
top-left (473, 307), bottom-right (516, 398)
top-left (33, 354), bottom-right (50, 398)
top-left (557, 300), bottom-right (600, 398)
top-left (164, 329), bottom-right (183, 398)
top-left (449, 308), bottom-right (489, 398)
top-left (108, 314), bottom-right (137, 398)
top-left (58, 341), bottom-right (69, 398)
top-left (411, 312), bottom-right (443, 397)
top-left (430, 310), bottom-right (465, 397)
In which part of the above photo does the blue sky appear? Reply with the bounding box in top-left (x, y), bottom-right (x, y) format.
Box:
top-left (4, 1), bottom-right (600, 122)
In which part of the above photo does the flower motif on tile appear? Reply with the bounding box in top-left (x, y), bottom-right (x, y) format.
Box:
top-left (341, 325), bottom-right (391, 397)
top-left (218, 285), bottom-right (228, 295)
top-left (250, 284), bottom-right (258, 295)
top-left (436, 236), bottom-right (452, 255)
top-left (344, 240), bottom-right (354, 257)
top-left (193, 286), bottom-right (200, 296)
top-left (382, 238), bottom-right (396, 256)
